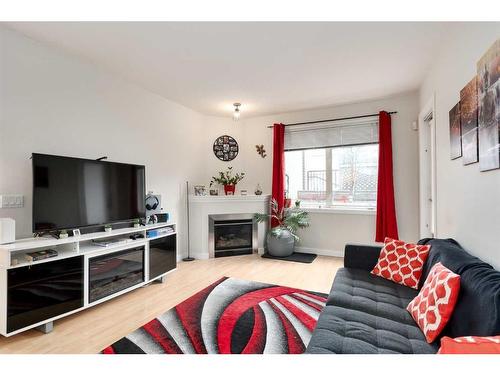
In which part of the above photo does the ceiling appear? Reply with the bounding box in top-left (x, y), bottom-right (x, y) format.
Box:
top-left (6, 22), bottom-right (451, 117)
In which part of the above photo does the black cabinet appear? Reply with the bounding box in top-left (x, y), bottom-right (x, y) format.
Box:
top-left (89, 246), bottom-right (144, 303)
top-left (7, 256), bottom-right (84, 333)
top-left (149, 234), bottom-right (176, 280)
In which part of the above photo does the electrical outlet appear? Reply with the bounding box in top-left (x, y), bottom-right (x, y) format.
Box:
top-left (0, 195), bottom-right (24, 208)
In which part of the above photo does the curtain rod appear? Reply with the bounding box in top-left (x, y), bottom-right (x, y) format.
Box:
top-left (266, 111), bottom-right (397, 128)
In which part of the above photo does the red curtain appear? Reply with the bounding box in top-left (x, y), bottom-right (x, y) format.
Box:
top-left (375, 111), bottom-right (399, 242)
top-left (271, 123), bottom-right (285, 228)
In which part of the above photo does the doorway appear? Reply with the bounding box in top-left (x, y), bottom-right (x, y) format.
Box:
top-left (418, 96), bottom-right (437, 238)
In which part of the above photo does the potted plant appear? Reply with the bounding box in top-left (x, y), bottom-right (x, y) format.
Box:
top-left (58, 229), bottom-right (69, 239)
top-left (210, 166), bottom-right (245, 195)
top-left (132, 218), bottom-right (141, 228)
top-left (104, 224), bottom-right (112, 233)
top-left (254, 198), bottom-right (310, 257)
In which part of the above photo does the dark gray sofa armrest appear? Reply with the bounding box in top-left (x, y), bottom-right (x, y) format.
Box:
top-left (344, 243), bottom-right (382, 271)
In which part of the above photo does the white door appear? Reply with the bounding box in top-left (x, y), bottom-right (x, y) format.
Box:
top-left (419, 112), bottom-right (437, 238)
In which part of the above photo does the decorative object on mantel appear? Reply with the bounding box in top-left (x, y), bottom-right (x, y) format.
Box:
top-left (104, 225), bottom-right (112, 233)
top-left (194, 185), bottom-right (207, 196)
top-left (240, 190), bottom-right (248, 196)
top-left (209, 188), bottom-right (218, 196)
top-left (254, 184), bottom-right (263, 195)
top-left (254, 198), bottom-right (310, 257)
top-left (460, 76), bottom-right (479, 165)
top-left (213, 135), bottom-right (239, 161)
top-left (255, 144), bottom-right (267, 158)
top-left (58, 229), bottom-right (68, 239)
top-left (210, 166), bottom-right (245, 195)
top-left (477, 39), bottom-right (500, 171)
top-left (449, 102), bottom-right (462, 160)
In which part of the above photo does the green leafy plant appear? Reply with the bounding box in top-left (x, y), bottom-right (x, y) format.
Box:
top-left (210, 166), bottom-right (245, 187)
top-left (254, 198), bottom-right (310, 241)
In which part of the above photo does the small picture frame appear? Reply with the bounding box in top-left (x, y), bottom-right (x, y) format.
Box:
top-left (72, 229), bottom-right (81, 237)
top-left (194, 185), bottom-right (207, 196)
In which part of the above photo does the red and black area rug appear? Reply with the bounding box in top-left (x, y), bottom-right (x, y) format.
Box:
top-left (102, 277), bottom-right (327, 354)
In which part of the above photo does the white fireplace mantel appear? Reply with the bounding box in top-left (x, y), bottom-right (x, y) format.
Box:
top-left (188, 194), bottom-right (271, 259)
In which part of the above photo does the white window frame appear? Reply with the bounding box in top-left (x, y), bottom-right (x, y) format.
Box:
top-left (284, 118), bottom-right (379, 214)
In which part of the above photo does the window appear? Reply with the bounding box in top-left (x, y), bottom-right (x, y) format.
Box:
top-left (284, 119), bottom-right (379, 211)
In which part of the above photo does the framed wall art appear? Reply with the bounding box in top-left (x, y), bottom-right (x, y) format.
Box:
top-left (449, 102), bottom-right (462, 160)
top-left (460, 76), bottom-right (479, 165)
top-left (477, 39), bottom-right (500, 172)
top-left (213, 135), bottom-right (239, 161)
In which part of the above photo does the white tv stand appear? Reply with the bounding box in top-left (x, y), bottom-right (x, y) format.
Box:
top-left (0, 222), bottom-right (177, 337)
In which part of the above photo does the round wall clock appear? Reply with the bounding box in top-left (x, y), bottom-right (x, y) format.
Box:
top-left (213, 135), bottom-right (239, 161)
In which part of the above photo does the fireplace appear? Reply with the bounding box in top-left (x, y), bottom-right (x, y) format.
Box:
top-left (208, 214), bottom-right (257, 258)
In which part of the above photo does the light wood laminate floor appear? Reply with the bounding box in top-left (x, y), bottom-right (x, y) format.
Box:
top-left (0, 254), bottom-right (343, 354)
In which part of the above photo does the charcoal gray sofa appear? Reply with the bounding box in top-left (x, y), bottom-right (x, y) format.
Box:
top-left (306, 238), bottom-right (500, 354)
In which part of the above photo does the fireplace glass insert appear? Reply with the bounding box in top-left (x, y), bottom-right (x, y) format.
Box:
top-left (88, 246), bottom-right (144, 303)
top-left (212, 219), bottom-right (254, 257)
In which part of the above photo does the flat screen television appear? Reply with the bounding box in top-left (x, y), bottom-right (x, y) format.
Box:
top-left (32, 153), bottom-right (146, 233)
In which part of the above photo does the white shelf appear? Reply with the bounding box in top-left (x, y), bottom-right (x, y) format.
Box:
top-left (78, 238), bottom-right (148, 256)
top-left (9, 247), bottom-right (78, 269)
top-left (189, 194), bottom-right (270, 203)
top-left (0, 222), bottom-right (176, 269)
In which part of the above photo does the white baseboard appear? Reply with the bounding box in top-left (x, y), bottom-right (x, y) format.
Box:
top-left (295, 246), bottom-right (344, 258)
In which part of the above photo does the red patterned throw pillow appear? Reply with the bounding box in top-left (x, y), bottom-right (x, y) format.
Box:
top-left (438, 336), bottom-right (500, 354)
top-left (371, 237), bottom-right (431, 289)
top-left (407, 262), bottom-right (461, 343)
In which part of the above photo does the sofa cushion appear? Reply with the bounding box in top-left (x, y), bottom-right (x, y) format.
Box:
top-left (437, 336), bottom-right (500, 354)
top-left (371, 237), bottom-right (431, 289)
top-left (307, 268), bottom-right (437, 353)
top-left (418, 238), bottom-right (500, 338)
top-left (407, 262), bottom-right (461, 343)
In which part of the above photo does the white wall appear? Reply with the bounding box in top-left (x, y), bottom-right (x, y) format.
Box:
top-left (0, 26), bottom-right (206, 259)
top-left (419, 23), bottom-right (500, 269)
top-left (0, 25), bottom-right (424, 260)
top-left (194, 92), bottom-right (421, 255)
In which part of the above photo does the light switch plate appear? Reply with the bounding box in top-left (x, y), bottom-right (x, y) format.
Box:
top-left (0, 195), bottom-right (24, 208)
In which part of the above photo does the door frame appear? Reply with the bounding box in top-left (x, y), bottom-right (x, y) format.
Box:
top-left (418, 94), bottom-right (438, 238)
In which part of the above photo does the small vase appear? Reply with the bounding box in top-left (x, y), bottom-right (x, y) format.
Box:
top-left (255, 184), bottom-right (262, 195)
top-left (224, 184), bottom-right (236, 195)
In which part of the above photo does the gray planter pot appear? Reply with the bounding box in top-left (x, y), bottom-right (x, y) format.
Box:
top-left (266, 230), bottom-right (295, 257)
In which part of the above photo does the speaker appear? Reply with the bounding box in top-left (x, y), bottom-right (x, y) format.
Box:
top-left (0, 218), bottom-right (15, 244)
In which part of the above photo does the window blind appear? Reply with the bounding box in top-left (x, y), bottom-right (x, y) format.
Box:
top-left (284, 117), bottom-right (379, 151)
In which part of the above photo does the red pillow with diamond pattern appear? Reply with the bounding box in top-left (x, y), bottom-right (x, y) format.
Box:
top-left (407, 262), bottom-right (461, 343)
top-left (438, 336), bottom-right (500, 354)
top-left (371, 237), bottom-right (431, 289)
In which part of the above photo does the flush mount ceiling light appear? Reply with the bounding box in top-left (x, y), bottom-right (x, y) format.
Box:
top-left (233, 103), bottom-right (241, 121)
